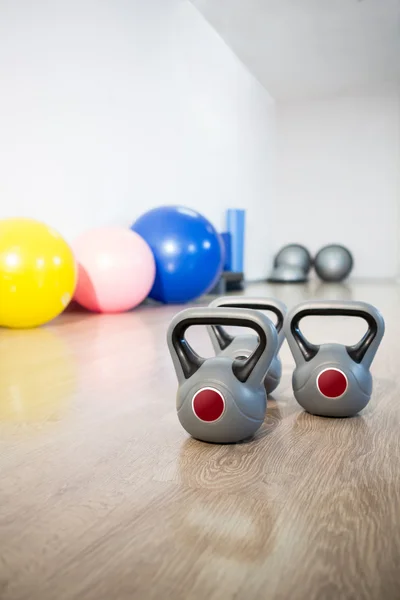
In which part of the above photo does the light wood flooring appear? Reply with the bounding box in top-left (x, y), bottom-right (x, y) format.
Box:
top-left (0, 280), bottom-right (399, 600)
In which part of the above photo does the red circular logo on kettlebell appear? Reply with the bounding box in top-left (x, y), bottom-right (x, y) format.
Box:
top-left (192, 387), bottom-right (225, 422)
top-left (317, 368), bottom-right (348, 399)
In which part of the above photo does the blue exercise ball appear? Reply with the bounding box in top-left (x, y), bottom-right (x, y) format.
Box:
top-left (131, 206), bottom-right (224, 303)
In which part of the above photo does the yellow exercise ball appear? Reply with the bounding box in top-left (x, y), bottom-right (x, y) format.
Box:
top-left (0, 218), bottom-right (77, 328)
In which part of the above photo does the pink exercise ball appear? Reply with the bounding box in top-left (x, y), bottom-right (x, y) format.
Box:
top-left (73, 227), bottom-right (155, 313)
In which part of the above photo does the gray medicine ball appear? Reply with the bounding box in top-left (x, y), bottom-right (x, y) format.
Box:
top-left (314, 244), bottom-right (353, 282)
top-left (274, 244), bottom-right (312, 275)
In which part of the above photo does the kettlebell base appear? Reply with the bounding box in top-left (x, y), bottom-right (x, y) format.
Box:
top-left (301, 407), bottom-right (362, 419)
top-left (293, 389), bottom-right (370, 417)
top-left (180, 418), bottom-right (264, 444)
top-left (188, 429), bottom-right (261, 445)
top-left (264, 375), bottom-right (280, 395)
top-left (293, 388), bottom-right (370, 418)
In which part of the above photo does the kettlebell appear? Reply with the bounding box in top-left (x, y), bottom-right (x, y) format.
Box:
top-left (167, 306), bottom-right (278, 443)
top-left (284, 300), bottom-right (385, 417)
top-left (207, 296), bottom-right (287, 394)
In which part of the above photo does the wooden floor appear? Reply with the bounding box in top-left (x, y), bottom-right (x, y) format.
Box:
top-left (1, 280), bottom-right (399, 600)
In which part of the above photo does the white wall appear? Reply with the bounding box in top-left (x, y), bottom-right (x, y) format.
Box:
top-left (0, 0), bottom-right (276, 280)
top-left (273, 92), bottom-right (400, 279)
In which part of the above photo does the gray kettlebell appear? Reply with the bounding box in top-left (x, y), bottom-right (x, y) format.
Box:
top-left (167, 306), bottom-right (278, 443)
top-left (207, 296), bottom-right (287, 394)
top-left (284, 300), bottom-right (385, 417)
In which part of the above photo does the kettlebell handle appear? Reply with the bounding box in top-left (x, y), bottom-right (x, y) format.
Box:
top-left (208, 296), bottom-right (286, 351)
top-left (286, 301), bottom-right (385, 368)
top-left (167, 307), bottom-right (278, 385)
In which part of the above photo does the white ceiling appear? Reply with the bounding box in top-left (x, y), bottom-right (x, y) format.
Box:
top-left (191, 0), bottom-right (400, 101)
